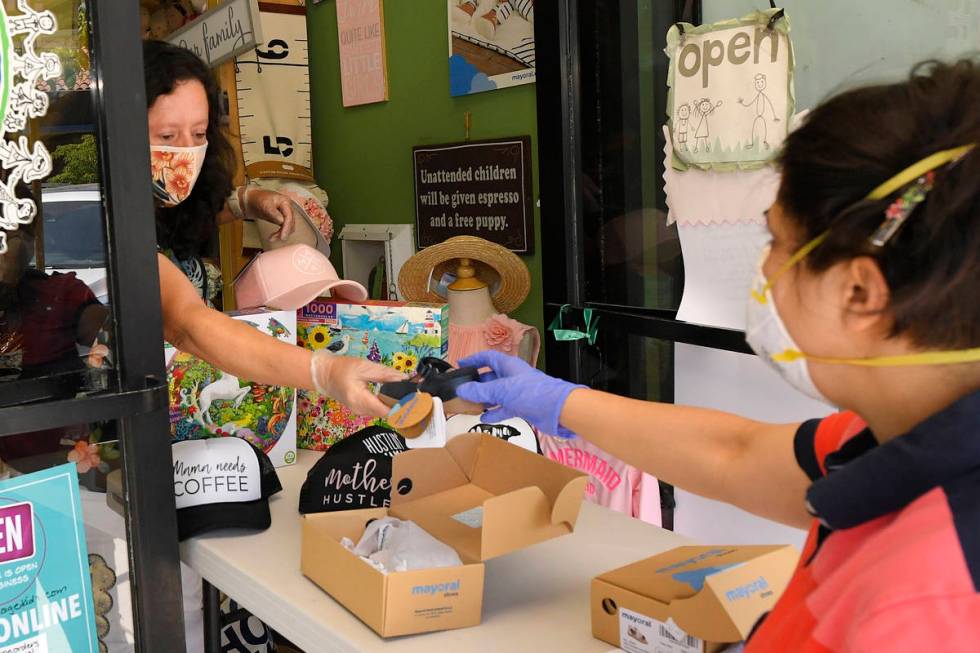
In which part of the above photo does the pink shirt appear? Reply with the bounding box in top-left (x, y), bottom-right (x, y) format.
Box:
top-left (537, 433), bottom-right (661, 526)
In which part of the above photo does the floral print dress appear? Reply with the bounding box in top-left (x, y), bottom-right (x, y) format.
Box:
top-left (447, 313), bottom-right (540, 367)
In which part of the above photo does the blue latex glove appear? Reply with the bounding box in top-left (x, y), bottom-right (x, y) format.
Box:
top-left (455, 350), bottom-right (584, 439)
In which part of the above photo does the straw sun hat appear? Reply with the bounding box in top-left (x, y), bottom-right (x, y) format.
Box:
top-left (398, 236), bottom-right (531, 315)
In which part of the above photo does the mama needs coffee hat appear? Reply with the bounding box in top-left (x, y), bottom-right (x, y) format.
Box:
top-left (173, 437), bottom-right (282, 541)
top-left (398, 235), bottom-right (530, 314)
top-left (298, 426), bottom-right (407, 515)
top-left (235, 243), bottom-right (368, 311)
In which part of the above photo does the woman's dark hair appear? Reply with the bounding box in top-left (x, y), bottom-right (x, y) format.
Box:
top-left (778, 58), bottom-right (980, 350)
top-left (144, 40), bottom-right (235, 259)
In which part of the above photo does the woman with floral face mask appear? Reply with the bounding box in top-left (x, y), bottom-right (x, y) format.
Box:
top-left (456, 59), bottom-right (980, 650)
top-left (140, 42), bottom-right (403, 420)
top-left (144, 40), bottom-right (295, 306)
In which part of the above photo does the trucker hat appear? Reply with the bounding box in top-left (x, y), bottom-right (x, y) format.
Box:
top-left (234, 243), bottom-right (368, 311)
top-left (298, 426), bottom-right (407, 515)
top-left (173, 437), bottom-right (283, 541)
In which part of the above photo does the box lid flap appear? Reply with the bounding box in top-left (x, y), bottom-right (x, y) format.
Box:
top-left (390, 433), bottom-right (587, 561)
top-left (596, 545), bottom-right (799, 641)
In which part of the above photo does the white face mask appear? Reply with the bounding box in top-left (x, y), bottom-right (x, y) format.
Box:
top-left (745, 245), bottom-right (833, 405)
top-left (149, 142), bottom-right (208, 207)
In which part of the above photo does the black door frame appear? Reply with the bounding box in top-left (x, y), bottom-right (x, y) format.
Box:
top-left (0, 2), bottom-right (186, 650)
top-left (535, 0), bottom-right (751, 392)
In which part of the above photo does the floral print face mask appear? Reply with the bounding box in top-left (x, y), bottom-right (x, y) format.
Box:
top-left (149, 142), bottom-right (208, 207)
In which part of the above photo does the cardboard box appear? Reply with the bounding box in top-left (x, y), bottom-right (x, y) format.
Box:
top-left (592, 545), bottom-right (798, 653)
top-left (165, 309), bottom-right (298, 467)
top-left (296, 299), bottom-right (449, 450)
top-left (302, 433), bottom-right (588, 637)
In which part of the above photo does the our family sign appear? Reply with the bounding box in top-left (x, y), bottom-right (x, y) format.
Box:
top-left (666, 9), bottom-right (794, 170)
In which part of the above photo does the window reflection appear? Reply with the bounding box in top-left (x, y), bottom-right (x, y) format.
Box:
top-left (0, 0), bottom-right (111, 392)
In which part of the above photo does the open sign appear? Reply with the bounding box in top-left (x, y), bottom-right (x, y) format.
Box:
top-left (667, 9), bottom-right (794, 170)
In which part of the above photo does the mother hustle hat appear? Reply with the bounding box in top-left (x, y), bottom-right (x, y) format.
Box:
top-left (173, 437), bottom-right (282, 541)
top-left (398, 236), bottom-right (531, 314)
top-left (298, 426), bottom-right (407, 514)
top-left (235, 243), bottom-right (368, 310)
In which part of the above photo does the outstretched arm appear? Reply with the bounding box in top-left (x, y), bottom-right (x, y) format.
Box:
top-left (765, 93), bottom-right (780, 121)
top-left (561, 389), bottom-right (809, 528)
top-left (456, 351), bottom-right (812, 529)
top-left (158, 254), bottom-right (401, 416)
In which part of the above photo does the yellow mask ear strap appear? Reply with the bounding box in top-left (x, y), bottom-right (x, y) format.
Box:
top-left (867, 144), bottom-right (976, 200)
top-left (772, 347), bottom-right (980, 367)
top-left (751, 231), bottom-right (829, 303)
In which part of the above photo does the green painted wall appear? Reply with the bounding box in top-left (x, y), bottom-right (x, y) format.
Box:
top-left (307, 0), bottom-right (544, 341)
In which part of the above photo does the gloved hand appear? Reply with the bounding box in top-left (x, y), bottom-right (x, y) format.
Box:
top-left (311, 351), bottom-right (406, 418)
top-left (455, 350), bottom-right (584, 438)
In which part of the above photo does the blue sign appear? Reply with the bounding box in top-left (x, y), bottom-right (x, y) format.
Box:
top-left (0, 464), bottom-right (98, 652)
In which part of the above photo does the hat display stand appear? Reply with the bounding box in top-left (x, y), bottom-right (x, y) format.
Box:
top-left (400, 240), bottom-right (540, 367)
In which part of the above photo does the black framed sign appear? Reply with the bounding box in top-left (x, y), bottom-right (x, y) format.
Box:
top-left (413, 136), bottom-right (534, 254)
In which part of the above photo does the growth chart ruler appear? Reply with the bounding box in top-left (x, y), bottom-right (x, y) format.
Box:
top-left (235, 3), bottom-right (313, 181)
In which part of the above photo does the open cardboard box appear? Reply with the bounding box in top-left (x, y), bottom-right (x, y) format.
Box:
top-left (302, 433), bottom-right (588, 637)
top-left (592, 545), bottom-right (798, 653)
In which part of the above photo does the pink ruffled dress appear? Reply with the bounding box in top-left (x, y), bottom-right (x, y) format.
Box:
top-left (447, 313), bottom-right (541, 367)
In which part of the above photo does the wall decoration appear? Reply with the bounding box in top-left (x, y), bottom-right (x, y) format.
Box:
top-left (666, 8), bottom-right (794, 170)
top-left (0, 464), bottom-right (100, 652)
top-left (0, 0), bottom-right (60, 255)
top-left (336, 0), bottom-right (388, 107)
top-left (235, 3), bottom-right (313, 181)
top-left (413, 136), bottom-right (534, 253)
top-left (448, 0), bottom-right (535, 97)
top-left (167, 0), bottom-right (262, 67)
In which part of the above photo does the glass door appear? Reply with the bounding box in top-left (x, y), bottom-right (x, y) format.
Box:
top-left (0, 1), bottom-right (184, 650)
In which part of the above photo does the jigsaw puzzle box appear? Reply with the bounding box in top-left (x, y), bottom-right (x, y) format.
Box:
top-left (296, 299), bottom-right (448, 450)
top-left (165, 309), bottom-right (298, 467)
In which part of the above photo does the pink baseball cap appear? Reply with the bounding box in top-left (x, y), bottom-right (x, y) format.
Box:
top-left (235, 244), bottom-right (368, 310)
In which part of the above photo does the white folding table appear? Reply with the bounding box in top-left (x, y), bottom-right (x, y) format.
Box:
top-left (181, 450), bottom-right (690, 653)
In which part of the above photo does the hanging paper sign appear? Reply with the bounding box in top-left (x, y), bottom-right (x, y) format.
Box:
top-left (336, 0), bottom-right (389, 107)
top-left (666, 9), bottom-right (794, 171)
top-left (0, 464), bottom-right (99, 652)
top-left (0, 0), bottom-right (60, 255)
top-left (235, 4), bottom-right (313, 181)
top-left (168, 0), bottom-right (263, 68)
top-left (413, 136), bottom-right (534, 253)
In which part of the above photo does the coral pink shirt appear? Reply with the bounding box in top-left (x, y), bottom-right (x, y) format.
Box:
top-left (748, 395), bottom-right (980, 652)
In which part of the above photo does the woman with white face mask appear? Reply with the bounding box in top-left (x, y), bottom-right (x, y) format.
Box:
top-left (456, 59), bottom-right (980, 651)
top-left (141, 42), bottom-right (403, 419)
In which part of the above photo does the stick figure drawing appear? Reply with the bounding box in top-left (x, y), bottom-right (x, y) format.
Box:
top-left (738, 73), bottom-right (781, 149)
top-left (675, 103), bottom-right (691, 151)
top-left (692, 97), bottom-right (722, 153)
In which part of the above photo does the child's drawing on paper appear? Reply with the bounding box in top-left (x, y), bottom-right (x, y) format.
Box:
top-left (739, 73), bottom-right (781, 150)
top-left (675, 103), bottom-right (691, 151)
top-left (666, 9), bottom-right (794, 169)
top-left (692, 98), bottom-right (722, 153)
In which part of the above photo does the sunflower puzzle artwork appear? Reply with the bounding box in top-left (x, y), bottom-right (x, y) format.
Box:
top-left (296, 299), bottom-right (448, 450)
top-left (165, 309), bottom-right (298, 467)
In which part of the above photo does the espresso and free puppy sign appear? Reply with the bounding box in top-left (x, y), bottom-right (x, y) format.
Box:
top-left (173, 439), bottom-right (261, 510)
top-left (413, 136), bottom-right (534, 253)
top-left (299, 426), bottom-right (407, 513)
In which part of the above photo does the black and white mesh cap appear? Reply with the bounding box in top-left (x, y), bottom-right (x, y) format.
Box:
top-left (173, 437), bottom-right (282, 541)
top-left (298, 426), bottom-right (407, 514)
